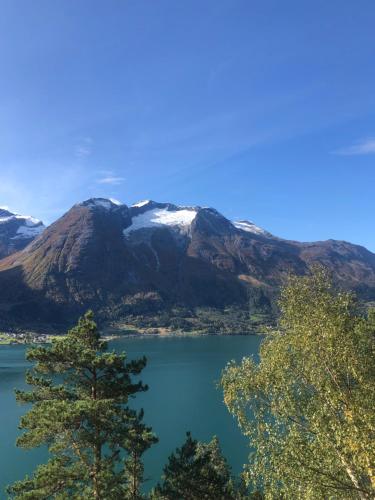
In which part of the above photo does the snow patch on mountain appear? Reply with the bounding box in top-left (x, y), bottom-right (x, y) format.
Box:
top-left (109, 198), bottom-right (123, 206)
top-left (233, 220), bottom-right (269, 236)
top-left (12, 224), bottom-right (44, 240)
top-left (82, 198), bottom-right (122, 210)
top-left (124, 207), bottom-right (197, 235)
top-left (132, 200), bottom-right (151, 208)
top-left (18, 215), bottom-right (41, 226)
top-left (0, 212), bottom-right (44, 229)
top-left (91, 199), bottom-right (113, 209)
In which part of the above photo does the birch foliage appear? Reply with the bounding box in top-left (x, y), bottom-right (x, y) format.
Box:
top-left (222, 268), bottom-right (375, 499)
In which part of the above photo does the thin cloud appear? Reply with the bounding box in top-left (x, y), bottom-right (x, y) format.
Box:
top-left (96, 176), bottom-right (125, 185)
top-left (76, 145), bottom-right (91, 158)
top-left (333, 137), bottom-right (375, 156)
top-left (75, 137), bottom-right (93, 158)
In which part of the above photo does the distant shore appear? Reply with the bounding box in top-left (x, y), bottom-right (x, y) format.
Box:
top-left (0, 328), bottom-right (263, 346)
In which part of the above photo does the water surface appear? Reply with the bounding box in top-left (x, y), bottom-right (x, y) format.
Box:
top-left (0, 335), bottom-right (262, 495)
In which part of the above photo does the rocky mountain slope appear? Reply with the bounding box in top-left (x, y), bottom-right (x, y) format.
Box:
top-left (0, 198), bottom-right (374, 329)
top-left (0, 207), bottom-right (45, 259)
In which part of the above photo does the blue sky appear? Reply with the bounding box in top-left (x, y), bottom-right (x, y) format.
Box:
top-left (0, 0), bottom-right (374, 250)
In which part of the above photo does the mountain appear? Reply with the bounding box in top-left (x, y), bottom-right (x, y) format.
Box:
top-left (0, 198), bottom-right (374, 329)
top-left (0, 207), bottom-right (45, 259)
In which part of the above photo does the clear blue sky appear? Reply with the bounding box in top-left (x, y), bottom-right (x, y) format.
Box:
top-left (0, 0), bottom-right (374, 250)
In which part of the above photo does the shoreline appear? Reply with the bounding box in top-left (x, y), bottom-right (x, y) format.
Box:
top-left (107, 332), bottom-right (263, 342)
top-left (0, 329), bottom-right (264, 347)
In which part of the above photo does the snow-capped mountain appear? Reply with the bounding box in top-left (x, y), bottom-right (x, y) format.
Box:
top-left (0, 207), bottom-right (45, 259)
top-left (0, 197), bottom-right (374, 328)
top-left (78, 197), bottom-right (124, 210)
top-left (127, 200), bottom-right (269, 238)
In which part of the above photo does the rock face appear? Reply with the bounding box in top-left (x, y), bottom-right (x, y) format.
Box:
top-left (0, 208), bottom-right (45, 259)
top-left (0, 198), bottom-right (374, 326)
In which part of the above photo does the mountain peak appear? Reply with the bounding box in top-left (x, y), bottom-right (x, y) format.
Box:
top-left (0, 207), bottom-right (13, 218)
top-left (0, 207), bottom-right (45, 258)
top-left (0, 208), bottom-right (44, 231)
top-left (127, 202), bottom-right (269, 239)
top-left (78, 198), bottom-right (124, 210)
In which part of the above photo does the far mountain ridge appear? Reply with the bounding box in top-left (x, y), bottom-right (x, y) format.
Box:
top-left (0, 197), bottom-right (373, 329)
top-left (0, 207), bottom-right (45, 259)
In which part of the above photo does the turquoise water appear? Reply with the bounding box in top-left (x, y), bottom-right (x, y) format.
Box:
top-left (0, 335), bottom-right (262, 496)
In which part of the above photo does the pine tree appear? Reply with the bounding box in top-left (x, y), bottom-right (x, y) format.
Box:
top-left (8, 311), bottom-right (157, 499)
top-left (123, 409), bottom-right (158, 499)
top-left (152, 432), bottom-right (238, 500)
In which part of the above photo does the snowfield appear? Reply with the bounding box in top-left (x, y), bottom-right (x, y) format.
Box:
top-left (17, 215), bottom-right (41, 226)
top-left (0, 210), bottom-right (45, 241)
top-left (109, 198), bottom-right (123, 206)
top-left (124, 207), bottom-right (197, 235)
top-left (12, 224), bottom-right (44, 239)
top-left (85, 199), bottom-right (118, 210)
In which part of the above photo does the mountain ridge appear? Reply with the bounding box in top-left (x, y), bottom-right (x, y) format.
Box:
top-left (0, 207), bottom-right (45, 259)
top-left (0, 197), bottom-right (374, 330)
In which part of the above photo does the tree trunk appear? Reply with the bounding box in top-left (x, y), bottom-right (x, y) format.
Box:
top-left (92, 368), bottom-right (101, 499)
top-left (339, 454), bottom-right (371, 500)
top-left (132, 451), bottom-right (138, 499)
